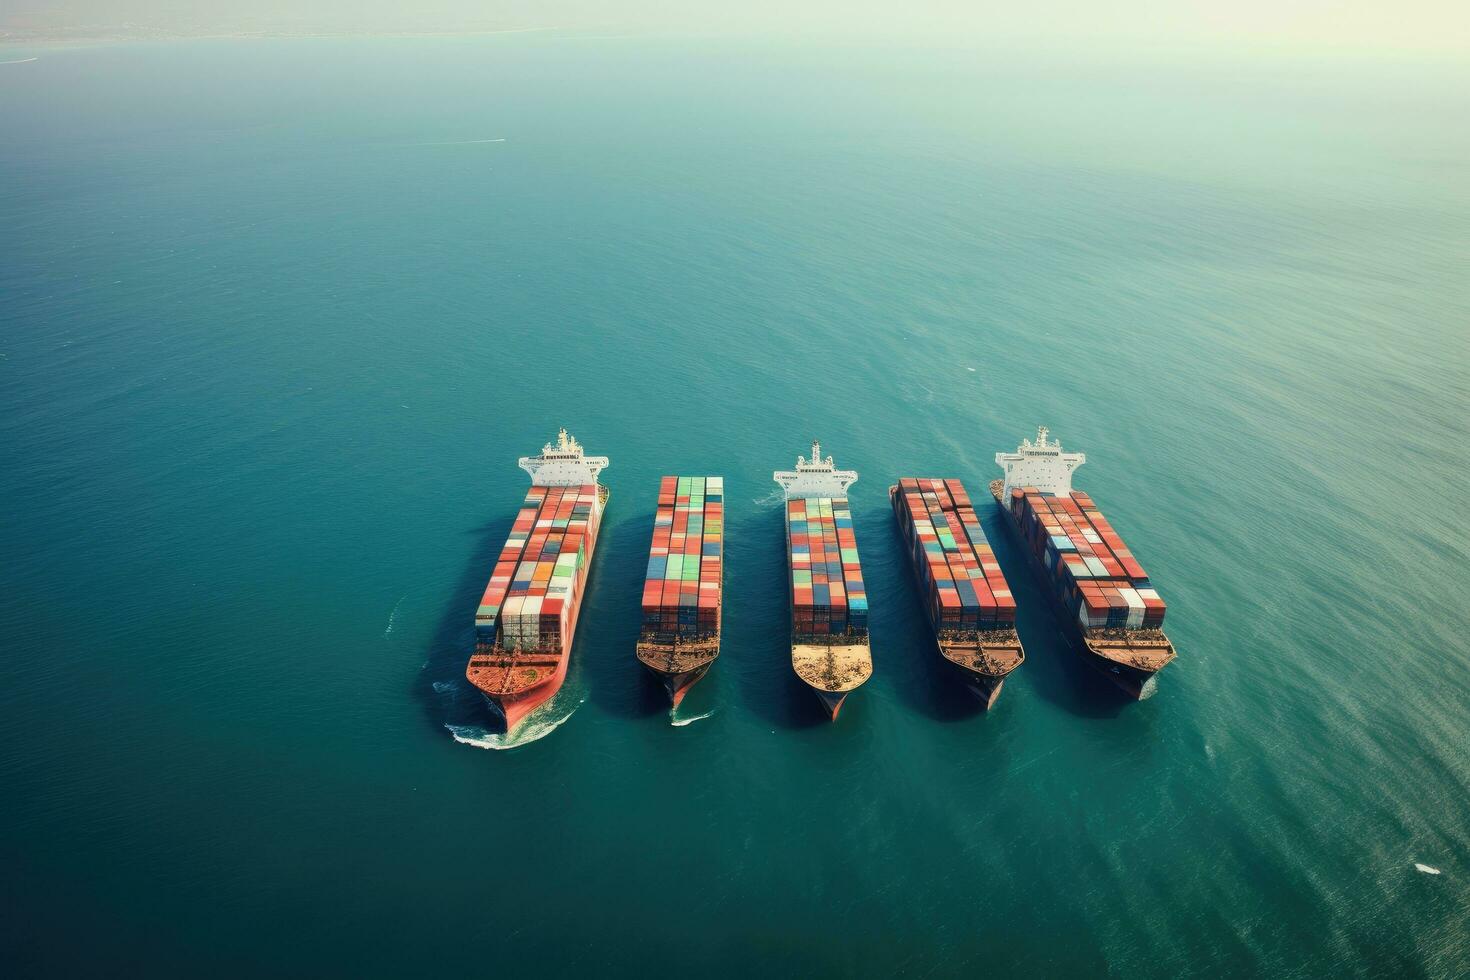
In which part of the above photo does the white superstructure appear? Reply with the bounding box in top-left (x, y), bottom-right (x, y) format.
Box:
top-left (995, 427), bottom-right (1085, 500)
top-left (520, 428), bottom-right (609, 487)
top-left (774, 440), bottom-right (858, 499)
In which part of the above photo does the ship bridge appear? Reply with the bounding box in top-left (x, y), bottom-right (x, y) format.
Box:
top-left (520, 428), bottom-right (609, 486)
top-left (995, 426), bottom-right (1085, 500)
top-left (774, 440), bottom-right (858, 499)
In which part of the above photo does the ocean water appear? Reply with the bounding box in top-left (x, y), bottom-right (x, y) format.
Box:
top-left (2, 36), bottom-right (1468, 977)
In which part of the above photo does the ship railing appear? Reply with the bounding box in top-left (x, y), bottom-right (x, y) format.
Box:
top-left (477, 645), bottom-right (564, 664)
top-left (1086, 626), bottom-right (1170, 644)
top-left (936, 627), bottom-right (1020, 645)
top-left (637, 630), bottom-right (719, 647)
top-left (791, 630), bottom-right (871, 646)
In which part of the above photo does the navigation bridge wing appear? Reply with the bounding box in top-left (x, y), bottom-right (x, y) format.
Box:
top-left (773, 440), bottom-right (858, 499)
top-left (520, 427), bottom-right (609, 486)
top-left (995, 426), bottom-right (1084, 501)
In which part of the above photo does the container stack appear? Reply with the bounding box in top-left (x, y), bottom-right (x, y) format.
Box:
top-left (640, 476), bottom-right (724, 643)
top-left (787, 497), bottom-right (869, 639)
top-left (1008, 487), bottom-right (1165, 630)
top-left (894, 478), bottom-right (1016, 632)
top-left (474, 483), bottom-right (600, 651)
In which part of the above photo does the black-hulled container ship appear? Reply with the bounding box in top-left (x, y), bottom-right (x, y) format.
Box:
top-left (991, 428), bottom-right (1175, 698)
top-left (891, 478), bottom-right (1024, 708)
top-left (637, 475), bottom-right (724, 707)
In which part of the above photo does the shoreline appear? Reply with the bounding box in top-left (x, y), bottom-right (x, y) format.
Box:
top-left (0, 26), bottom-right (556, 47)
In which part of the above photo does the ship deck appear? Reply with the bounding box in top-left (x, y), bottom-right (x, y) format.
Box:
top-left (468, 647), bottom-right (563, 696)
top-left (938, 630), bottom-right (1025, 678)
top-left (988, 479), bottom-right (1176, 675)
top-left (792, 642), bottom-right (872, 693)
top-left (1086, 631), bottom-right (1176, 671)
top-left (636, 637), bottom-right (720, 675)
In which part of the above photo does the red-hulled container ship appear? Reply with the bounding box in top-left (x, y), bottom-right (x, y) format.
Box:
top-left (890, 478), bottom-right (1025, 708)
top-left (466, 429), bottom-right (610, 733)
top-left (774, 442), bottom-right (872, 720)
top-left (637, 475), bottom-right (724, 707)
top-left (991, 427), bottom-right (1175, 698)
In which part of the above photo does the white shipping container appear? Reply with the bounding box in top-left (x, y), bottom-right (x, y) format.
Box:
top-left (1119, 587), bottom-right (1146, 628)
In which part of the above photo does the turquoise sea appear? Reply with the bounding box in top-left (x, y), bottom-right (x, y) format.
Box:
top-left (2, 36), bottom-right (1468, 977)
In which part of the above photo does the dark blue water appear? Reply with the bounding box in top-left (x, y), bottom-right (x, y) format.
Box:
top-left (2, 37), bottom-right (1467, 977)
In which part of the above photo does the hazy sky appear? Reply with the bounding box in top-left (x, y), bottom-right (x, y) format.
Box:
top-left (3, 0), bottom-right (1467, 53)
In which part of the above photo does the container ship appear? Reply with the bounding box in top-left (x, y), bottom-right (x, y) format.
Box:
top-left (890, 478), bottom-right (1025, 708)
top-left (774, 442), bottom-right (872, 720)
top-left (637, 475), bottom-right (724, 707)
top-left (466, 429), bottom-right (610, 733)
top-left (990, 428), bottom-right (1175, 698)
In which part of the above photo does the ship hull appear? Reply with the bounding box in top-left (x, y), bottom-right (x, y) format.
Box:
top-left (481, 654), bottom-right (569, 731)
top-left (639, 658), bottom-right (714, 708)
top-left (812, 688), bottom-right (849, 721)
top-left (951, 661), bottom-right (1006, 710)
top-left (664, 663), bottom-right (711, 708)
top-left (790, 642), bottom-right (871, 722)
top-left (993, 488), bottom-right (1159, 699)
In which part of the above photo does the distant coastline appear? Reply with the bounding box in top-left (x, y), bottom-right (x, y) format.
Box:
top-left (0, 25), bottom-right (553, 45)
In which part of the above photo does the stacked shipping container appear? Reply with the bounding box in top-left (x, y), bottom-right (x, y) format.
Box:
top-left (787, 497), bottom-right (869, 638)
top-left (641, 476), bottom-right (724, 642)
top-left (474, 483), bottom-right (600, 650)
top-left (894, 478), bottom-right (1017, 631)
top-left (1008, 487), bottom-right (1166, 630)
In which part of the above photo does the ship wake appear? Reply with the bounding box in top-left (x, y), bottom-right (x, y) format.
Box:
top-left (752, 486), bottom-right (787, 508)
top-left (411, 137), bottom-right (507, 146)
top-left (669, 707), bottom-right (716, 728)
top-left (384, 594), bottom-right (407, 636)
top-left (441, 683), bottom-right (585, 750)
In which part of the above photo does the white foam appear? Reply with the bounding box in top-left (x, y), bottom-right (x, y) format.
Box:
top-left (384, 594), bottom-right (407, 636)
top-left (1415, 863), bottom-right (1441, 875)
top-left (752, 486), bottom-right (786, 508)
top-left (447, 691), bottom-right (584, 750)
top-left (670, 708), bottom-right (716, 728)
top-left (1, 57), bottom-right (39, 65)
